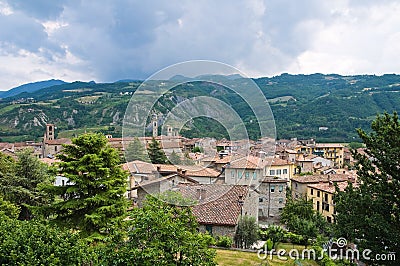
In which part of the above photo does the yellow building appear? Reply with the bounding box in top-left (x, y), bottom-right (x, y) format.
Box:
top-left (307, 181), bottom-right (352, 223)
top-left (295, 143), bottom-right (344, 167)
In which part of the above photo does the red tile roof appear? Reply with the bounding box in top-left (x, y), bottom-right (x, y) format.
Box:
top-left (291, 174), bottom-right (354, 184)
top-left (308, 181), bottom-right (357, 194)
top-left (178, 184), bottom-right (249, 226)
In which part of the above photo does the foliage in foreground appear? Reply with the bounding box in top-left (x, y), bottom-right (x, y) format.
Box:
top-left (0, 216), bottom-right (91, 265)
top-left (234, 215), bottom-right (259, 249)
top-left (45, 133), bottom-right (129, 238)
top-left (97, 193), bottom-right (216, 265)
top-left (281, 197), bottom-right (330, 247)
top-left (335, 112), bottom-right (400, 265)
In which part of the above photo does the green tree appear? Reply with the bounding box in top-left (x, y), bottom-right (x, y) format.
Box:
top-left (46, 133), bottom-right (129, 238)
top-left (281, 197), bottom-right (329, 247)
top-left (234, 215), bottom-right (259, 249)
top-left (169, 150), bottom-right (181, 164)
top-left (125, 137), bottom-right (149, 162)
top-left (259, 225), bottom-right (285, 249)
top-left (0, 149), bottom-right (53, 220)
top-left (147, 137), bottom-right (169, 164)
top-left (99, 192), bottom-right (216, 265)
top-left (0, 196), bottom-right (19, 219)
top-left (335, 112), bottom-right (400, 265)
top-left (0, 217), bottom-right (92, 265)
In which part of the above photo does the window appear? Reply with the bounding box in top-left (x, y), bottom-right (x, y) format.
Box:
top-left (295, 183), bottom-right (298, 188)
top-left (283, 169), bottom-right (288, 175)
top-left (278, 198), bottom-right (283, 204)
top-left (311, 189), bottom-right (314, 195)
top-left (277, 169), bottom-right (282, 175)
top-left (253, 172), bottom-right (257, 180)
top-left (324, 194), bottom-right (329, 202)
top-left (259, 197), bottom-right (263, 203)
top-left (317, 191), bottom-right (320, 197)
top-left (317, 201), bottom-right (320, 211)
top-left (270, 185), bottom-right (275, 193)
top-left (269, 169), bottom-right (275, 176)
top-left (238, 171), bottom-right (242, 179)
top-left (245, 172), bottom-right (250, 179)
top-left (278, 185), bottom-right (284, 192)
top-left (231, 171), bottom-right (235, 178)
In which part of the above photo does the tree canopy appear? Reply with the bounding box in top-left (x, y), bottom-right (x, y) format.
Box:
top-left (0, 149), bottom-right (53, 220)
top-left (99, 192), bottom-right (216, 265)
top-left (124, 137), bottom-right (149, 162)
top-left (335, 112), bottom-right (400, 265)
top-left (46, 133), bottom-right (129, 238)
top-left (281, 197), bottom-right (330, 247)
top-left (147, 137), bottom-right (169, 164)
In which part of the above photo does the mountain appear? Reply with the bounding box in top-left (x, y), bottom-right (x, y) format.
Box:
top-left (0, 79), bottom-right (67, 99)
top-left (0, 74), bottom-right (400, 143)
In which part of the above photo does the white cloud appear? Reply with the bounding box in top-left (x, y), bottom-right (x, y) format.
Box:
top-left (0, 0), bottom-right (399, 90)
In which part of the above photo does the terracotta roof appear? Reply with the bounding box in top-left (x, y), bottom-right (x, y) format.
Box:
top-left (45, 138), bottom-right (71, 145)
top-left (178, 184), bottom-right (249, 226)
top-left (135, 173), bottom-right (199, 188)
top-left (122, 160), bottom-right (156, 174)
top-left (291, 174), bottom-right (353, 184)
top-left (261, 176), bottom-right (289, 183)
top-left (226, 156), bottom-right (291, 169)
top-left (308, 181), bottom-right (357, 194)
top-left (40, 158), bottom-right (61, 165)
top-left (123, 161), bottom-right (221, 178)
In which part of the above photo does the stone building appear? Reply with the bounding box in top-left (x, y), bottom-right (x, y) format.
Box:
top-left (258, 177), bottom-right (288, 224)
top-left (178, 184), bottom-right (258, 238)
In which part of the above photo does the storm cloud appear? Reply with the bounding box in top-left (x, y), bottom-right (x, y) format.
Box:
top-left (0, 0), bottom-right (399, 90)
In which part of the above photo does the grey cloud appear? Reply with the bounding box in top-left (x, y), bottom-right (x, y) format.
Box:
top-left (0, 12), bottom-right (48, 52)
top-left (6, 0), bottom-right (64, 20)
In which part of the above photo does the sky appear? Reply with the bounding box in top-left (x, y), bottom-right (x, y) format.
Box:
top-left (0, 0), bottom-right (400, 91)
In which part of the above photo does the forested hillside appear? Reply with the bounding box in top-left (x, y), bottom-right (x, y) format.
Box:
top-left (0, 73), bottom-right (399, 142)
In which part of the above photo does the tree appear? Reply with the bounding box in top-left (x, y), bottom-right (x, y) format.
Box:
top-left (169, 150), bottom-right (181, 164)
top-left (335, 112), bottom-right (400, 264)
top-left (0, 196), bottom-right (19, 219)
top-left (147, 137), bottom-right (169, 164)
top-left (281, 197), bottom-right (329, 247)
top-left (234, 215), bottom-right (259, 249)
top-left (259, 225), bottom-right (285, 249)
top-left (0, 217), bottom-right (92, 265)
top-left (99, 192), bottom-right (216, 265)
top-left (125, 137), bottom-right (149, 162)
top-left (46, 133), bottom-right (129, 238)
top-left (0, 149), bottom-right (53, 220)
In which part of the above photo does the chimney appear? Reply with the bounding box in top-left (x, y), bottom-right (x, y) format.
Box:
top-left (177, 168), bottom-right (182, 174)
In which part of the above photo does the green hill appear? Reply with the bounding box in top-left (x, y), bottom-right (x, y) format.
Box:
top-left (0, 73), bottom-right (399, 142)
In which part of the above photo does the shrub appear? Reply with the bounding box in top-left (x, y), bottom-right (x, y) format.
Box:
top-left (215, 236), bottom-right (233, 248)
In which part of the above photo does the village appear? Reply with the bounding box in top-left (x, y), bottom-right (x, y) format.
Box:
top-left (0, 123), bottom-right (361, 241)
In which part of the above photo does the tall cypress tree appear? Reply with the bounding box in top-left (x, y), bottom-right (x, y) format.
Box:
top-left (147, 137), bottom-right (169, 164)
top-left (125, 137), bottom-right (149, 162)
top-left (47, 133), bottom-right (129, 238)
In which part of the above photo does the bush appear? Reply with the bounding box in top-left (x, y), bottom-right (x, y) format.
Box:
top-left (215, 236), bottom-right (233, 248)
top-left (284, 232), bottom-right (304, 244)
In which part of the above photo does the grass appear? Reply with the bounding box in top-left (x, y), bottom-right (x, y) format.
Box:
top-left (0, 104), bottom-right (21, 115)
top-left (215, 248), bottom-right (319, 266)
